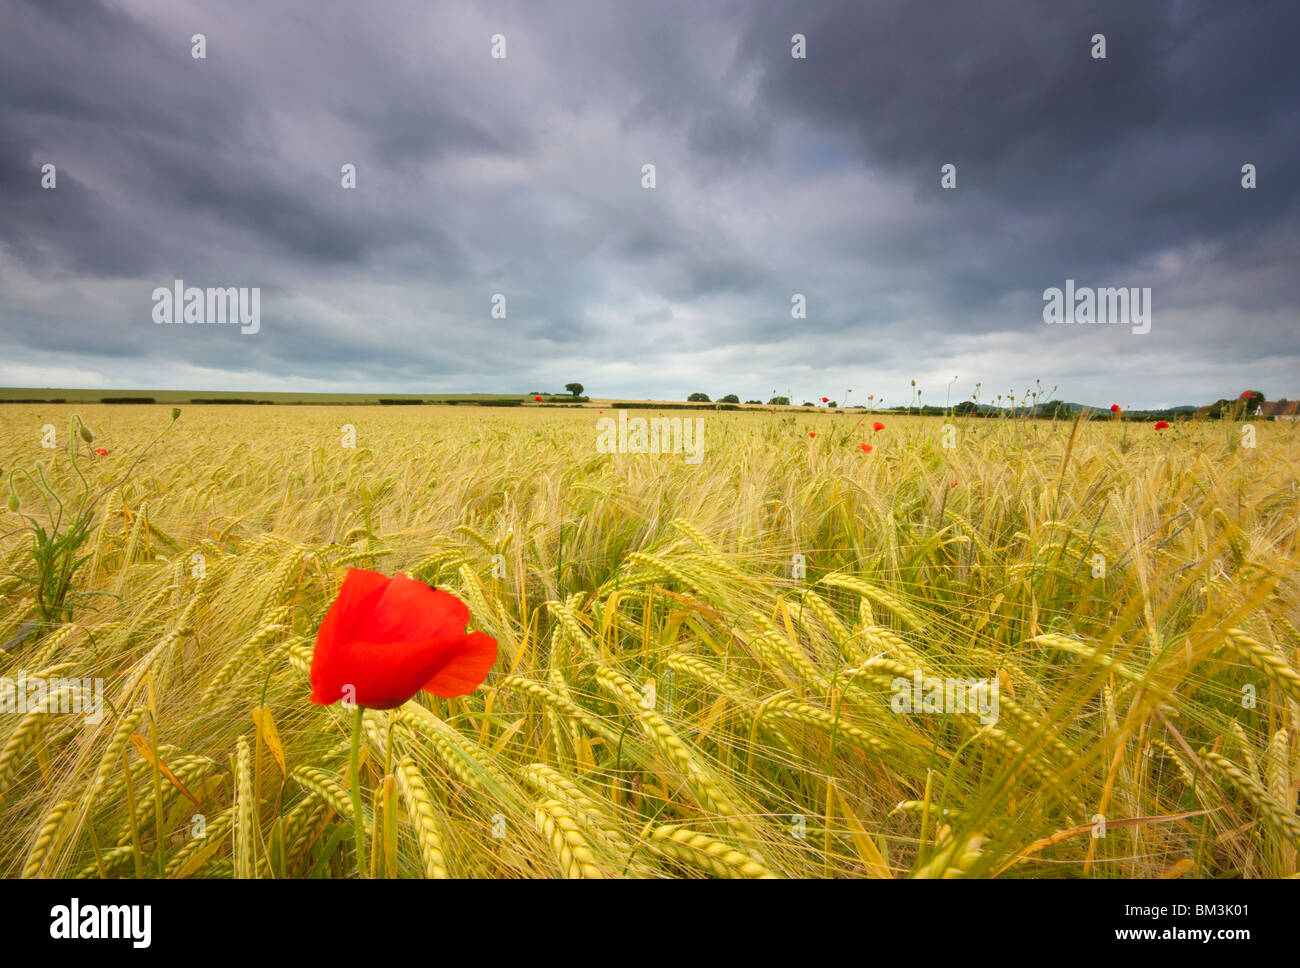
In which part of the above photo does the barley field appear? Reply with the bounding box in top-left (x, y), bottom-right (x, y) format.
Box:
top-left (1, 404), bottom-right (1298, 878)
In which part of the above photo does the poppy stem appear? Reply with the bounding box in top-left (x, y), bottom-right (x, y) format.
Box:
top-left (349, 704), bottom-right (368, 879)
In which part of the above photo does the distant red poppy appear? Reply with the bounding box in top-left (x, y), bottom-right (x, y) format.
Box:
top-left (770, 410), bottom-right (776, 415)
top-left (820, 397), bottom-right (829, 403)
top-left (859, 443), bottom-right (873, 454)
top-left (872, 421), bottom-right (885, 432)
top-left (809, 432), bottom-right (816, 438)
top-left (93, 448), bottom-right (108, 456)
top-left (1154, 420), bottom-right (1170, 430)
top-left (534, 396), bottom-right (543, 402)
top-left (1240, 390), bottom-right (1256, 399)
top-left (310, 569), bottom-right (498, 709)
top-left (1110, 404), bottom-right (1120, 413)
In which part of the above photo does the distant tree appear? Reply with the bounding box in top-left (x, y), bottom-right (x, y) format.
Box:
top-left (954, 400), bottom-right (979, 416)
top-left (745, 399), bottom-right (762, 405)
top-left (801, 401), bottom-right (814, 408)
top-left (1039, 399), bottom-right (1068, 419)
top-left (768, 396), bottom-right (790, 406)
top-left (1206, 392), bottom-right (1265, 419)
top-left (565, 382), bottom-right (584, 399)
top-left (1239, 389), bottom-right (1265, 415)
top-left (825, 401), bottom-right (837, 409)
top-left (688, 392), bottom-right (710, 402)
top-left (718, 393), bottom-right (740, 404)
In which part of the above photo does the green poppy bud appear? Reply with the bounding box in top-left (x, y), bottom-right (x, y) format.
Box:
top-left (6, 494), bottom-right (18, 512)
top-left (79, 423), bottom-right (94, 443)
top-left (172, 408), bottom-right (181, 421)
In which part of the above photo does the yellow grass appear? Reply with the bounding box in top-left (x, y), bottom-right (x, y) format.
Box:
top-left (1, 403), bottom-right (1297, 877)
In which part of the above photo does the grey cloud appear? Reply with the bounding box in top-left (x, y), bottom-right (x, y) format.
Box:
top-left (0, 0), bottom-right (1295, 407)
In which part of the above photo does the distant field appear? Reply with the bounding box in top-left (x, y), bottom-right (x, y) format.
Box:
top-left (0, 388), bottom-right (812, 411)
top-left (1, 404), bottom-right (1297, 878)
top-left (0, 388), bottom-right (1220, 420)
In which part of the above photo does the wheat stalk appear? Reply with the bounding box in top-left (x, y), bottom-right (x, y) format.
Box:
top-left (1205, 750), bottom-right (1300, 848)
top-left (1224, 630), bottom-right (1300, 707)
top-left (234, 736), bottom-right (256, 878)
top-left (395, 756), bottom-right (449, 879)
top-left (643, 823), bottom-right (777, 879)
top-left (22, 799), bottom-right (77, 878)
top-left (534, 799), bottom-right (606, 878)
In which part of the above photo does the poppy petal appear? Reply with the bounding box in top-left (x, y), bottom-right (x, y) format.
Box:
top-left (311, 568), bottom-right (392, 693)
top-left (309, 569), bottom-right (498, 708)
top-left (423, 631), bottom-right (499, 697)
top-left (311, 637), bottom-right (449, 708)
top-left (360, 573), bottom-right (469, 645)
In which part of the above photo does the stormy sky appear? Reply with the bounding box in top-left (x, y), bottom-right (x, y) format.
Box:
top-left (1, 0), bottom-right (1297, 408)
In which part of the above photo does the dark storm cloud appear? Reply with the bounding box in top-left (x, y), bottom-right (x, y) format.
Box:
top-left (737, 0), bottom-right (1300, 321)
top-left (0, 122), bottom-right (142, 277)
top-left (0, 0), bottom-right (1295, 406)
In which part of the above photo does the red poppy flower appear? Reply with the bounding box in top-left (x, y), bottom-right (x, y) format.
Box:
top-left (93, 448), bottom-right (108, 456)
top-left (770, 410), bottom-right (776, 415)
top-left (1110, 404), bottom-right (1120, 413)
top-left (1239, 390), bottom-right (1255, 399)
top-left (859, 443), bottom-right (873, 453)
top-left (809, 431), bottom-right (816, 438)
top-left (1154, 420), bottom-right (1170, 430)
top-left (872, 421), bottom-right (885, 432)
top-left (310, 569), bottom-right (498, 709)
top-left (820, 397), bottom-right (829, 403)
top-left (534, 395), bottom-right (543, 402)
